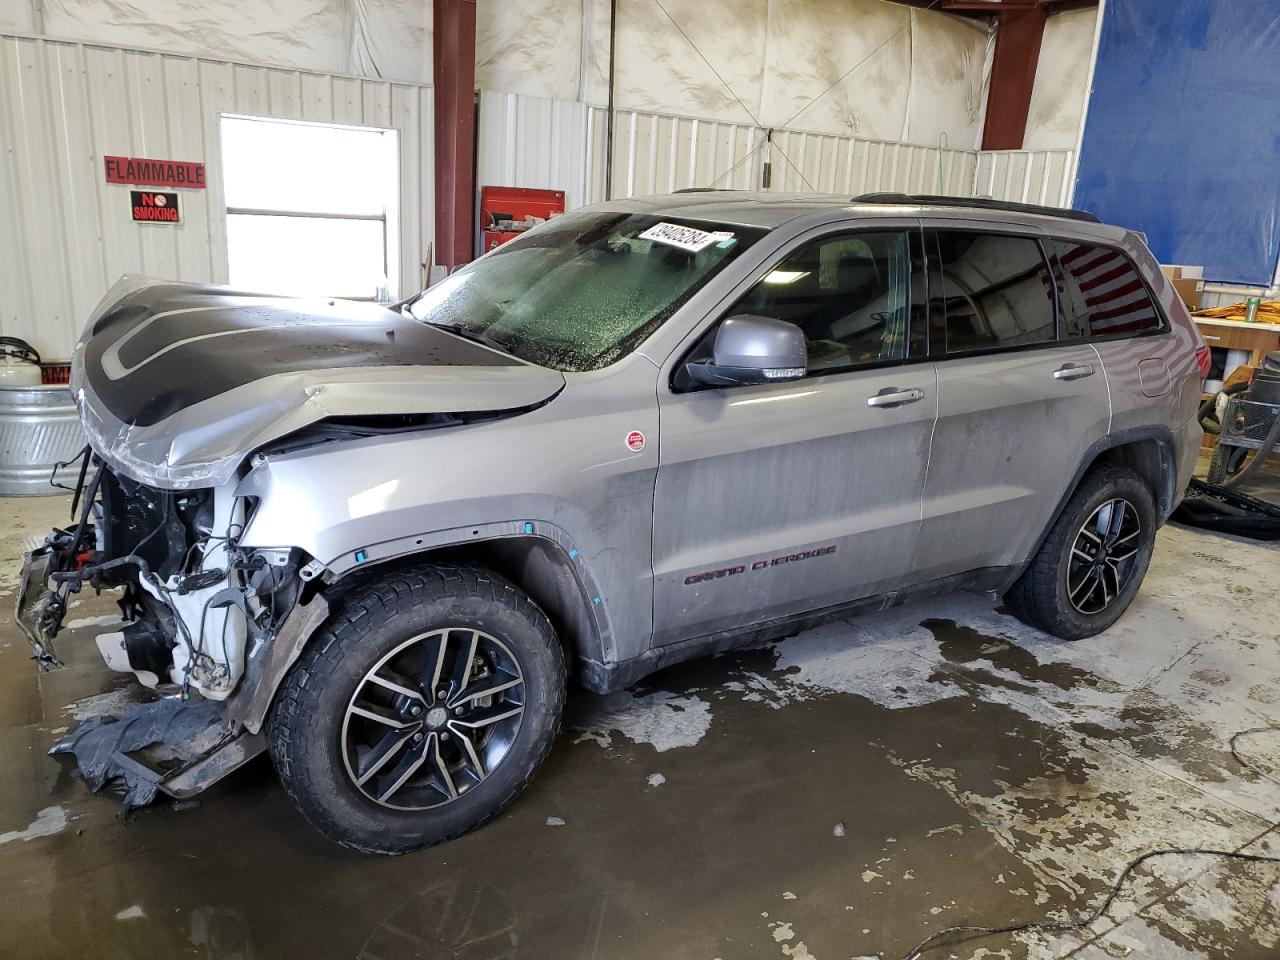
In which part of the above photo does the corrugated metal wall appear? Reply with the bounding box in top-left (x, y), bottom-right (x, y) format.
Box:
top-left (973, 149), bottom-right (1075, 207)
top-left (0, 33), bottom-right (434, 359)
top-left (608, 110), bottom-right (763, 197)
top-left (476, 91), bottom-right (598, 210)
top-left (764, 130), bottom-right (977, 196)
top-left (477, 92), bottom-right (762, 206)
top-left (1, 36), bottom-right (1082, 360)
top-left (476, 92), bottom-right (1068, 214)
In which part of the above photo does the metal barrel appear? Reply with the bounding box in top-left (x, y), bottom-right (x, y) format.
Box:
top-left (0, 385), bottom-right (85, 496)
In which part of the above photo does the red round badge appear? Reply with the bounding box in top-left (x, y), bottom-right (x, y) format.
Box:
top-left (626, 430), bottom-right (646, 452)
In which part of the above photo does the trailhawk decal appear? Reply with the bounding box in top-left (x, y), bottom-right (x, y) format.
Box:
top-left (684, 545), bottom-right (837, 585)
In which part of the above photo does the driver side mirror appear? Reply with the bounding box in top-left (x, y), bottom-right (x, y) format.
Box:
top-left (685, 315), bottom-right (807, 387)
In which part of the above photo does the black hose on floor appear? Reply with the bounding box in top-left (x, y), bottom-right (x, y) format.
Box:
top-left (898, 726), bottom-right (1280, 960)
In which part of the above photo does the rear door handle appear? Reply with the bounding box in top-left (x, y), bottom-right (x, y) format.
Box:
top-left (866, 387), bottom-right (925, 408)
top-left (1053, 362), bottom-right (1095, 381)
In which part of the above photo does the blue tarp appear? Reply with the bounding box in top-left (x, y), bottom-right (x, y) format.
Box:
top-left (1074, 0), bottom-right (1280, 285)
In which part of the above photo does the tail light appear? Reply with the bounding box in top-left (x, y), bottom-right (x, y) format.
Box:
top-left (1195, 344), bottom-right (1212, 381)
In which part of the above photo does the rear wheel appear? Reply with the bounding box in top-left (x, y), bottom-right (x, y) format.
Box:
top-left (1005, 464), bottom-right (1156, 640)
top-left (267, 564), bottom-right (565, 854)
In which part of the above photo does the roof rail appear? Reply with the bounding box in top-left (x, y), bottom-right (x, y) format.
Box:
top-left (852, 192), bottom-right (1101, 224)
top-left (672, 187), bottom-right (743, 193)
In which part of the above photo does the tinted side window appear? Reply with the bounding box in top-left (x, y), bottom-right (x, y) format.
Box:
top-left (728, 231), bottom-right (913, 374)
top-left (1051, 240), bottom-right (1161, 338)
top-left (936, 231), bottom-right (1056, 353)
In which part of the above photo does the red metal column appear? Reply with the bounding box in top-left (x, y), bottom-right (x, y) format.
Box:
top-left (980, 4), bottom-right (1048, 151)
top-left (433, 0), bottom-right (477, 269)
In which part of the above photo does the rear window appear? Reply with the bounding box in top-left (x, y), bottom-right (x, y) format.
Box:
top-left (1050, 240), bottom-right (1162, 338)
top-left (936, 231), bottom-right (1057, 353)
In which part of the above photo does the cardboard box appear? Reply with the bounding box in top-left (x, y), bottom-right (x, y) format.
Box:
top-left (1159, 264), bottom-right (1204, 310)
top-left (1171, 277), bottom-right (1203, 310)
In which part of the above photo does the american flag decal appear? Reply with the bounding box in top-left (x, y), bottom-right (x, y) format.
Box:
top-left (1057, 243), bottom-right (1159, 335)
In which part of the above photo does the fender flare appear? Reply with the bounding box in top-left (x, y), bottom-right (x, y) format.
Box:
top-left (320, 517), bottom-right (615, 658)
top-left (228, 519), bottom-right (617, 732)
top-left (1013, 424), bottom-right (1179, 586)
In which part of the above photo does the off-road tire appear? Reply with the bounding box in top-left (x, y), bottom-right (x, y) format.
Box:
top-left (1206, 443), bottom-right (1246, 485)
top-left (267, 564), bottom-right (565, 854)
top-left (1004, 464), bottom-right (1156, 640)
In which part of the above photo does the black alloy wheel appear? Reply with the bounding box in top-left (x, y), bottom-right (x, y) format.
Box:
top-left (1065, 498), bottom-right (1142, 615)
top-left (342, 627), bottom-right (526, 810)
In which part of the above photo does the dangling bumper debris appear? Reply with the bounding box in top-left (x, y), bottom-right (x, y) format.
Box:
top-left (15, 543), bottom-right (65, 669)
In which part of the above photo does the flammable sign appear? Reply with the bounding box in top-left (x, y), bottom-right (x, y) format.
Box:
top-left (130, 190), bottom-right (181, 223)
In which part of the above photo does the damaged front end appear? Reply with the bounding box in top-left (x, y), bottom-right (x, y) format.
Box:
top-left (19, 457), bottom-right (305, 696)
top-left (19, 454), bottom-right (324, 809)
top-left (20, 275), bottom-right (560, 812)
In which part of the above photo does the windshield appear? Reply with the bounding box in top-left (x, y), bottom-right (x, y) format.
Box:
top-left (407, 211), bottom-right (764, 371)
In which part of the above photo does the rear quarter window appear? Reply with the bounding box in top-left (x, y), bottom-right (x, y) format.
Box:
top-left (1050, 240), bottom-right (1163, 339)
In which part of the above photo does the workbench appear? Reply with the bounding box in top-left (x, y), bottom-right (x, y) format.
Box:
top-left (1194, 317), bottom-right (1280, 367)
top-left (1194, 316), bottom-right (1280, 454)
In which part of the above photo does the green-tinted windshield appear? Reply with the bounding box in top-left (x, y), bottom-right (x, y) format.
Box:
top-left (406, 211), bottom-right (763, 371)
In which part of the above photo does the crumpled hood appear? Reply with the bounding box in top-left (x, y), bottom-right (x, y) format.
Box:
top-left (72, 277), bottom-right (565, 489)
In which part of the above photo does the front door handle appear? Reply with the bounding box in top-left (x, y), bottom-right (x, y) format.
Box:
top-left (866, 387), bottom-right (925, 409)
top-left (1053, 362), bottom-right (1095, 381)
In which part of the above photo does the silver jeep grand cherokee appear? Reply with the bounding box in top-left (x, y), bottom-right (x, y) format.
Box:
top-left (18, 192), bottom-right (1206, 853)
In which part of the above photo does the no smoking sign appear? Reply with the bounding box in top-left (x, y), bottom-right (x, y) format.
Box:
top-left (130, 190), bottom-right (181, 223)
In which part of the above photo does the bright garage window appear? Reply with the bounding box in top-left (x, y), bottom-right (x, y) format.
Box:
top-left (221, 115), bottom-right (399, 300)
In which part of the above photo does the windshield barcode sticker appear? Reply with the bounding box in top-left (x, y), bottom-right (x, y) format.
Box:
top-left (639, 222), bottom-right (734, 253)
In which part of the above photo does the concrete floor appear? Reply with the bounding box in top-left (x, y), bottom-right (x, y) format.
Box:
top-left (1, 491), bottom-right (1279, 960)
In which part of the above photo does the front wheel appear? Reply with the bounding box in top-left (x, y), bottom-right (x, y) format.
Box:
top-left (1005, 464), bottom-right (1157, 640)
top-left (267, 564), bottom-right (565, 854)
